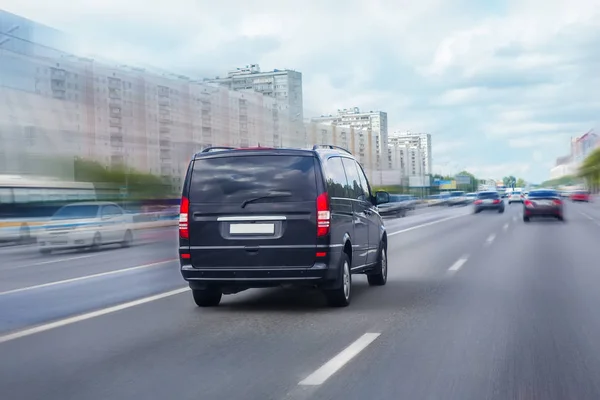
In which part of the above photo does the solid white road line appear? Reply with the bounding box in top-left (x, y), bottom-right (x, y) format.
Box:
top-left (485, 234), bottom-right (496, 246)
top-left (299, 333), bottom-right (381, 386)
top-left (388, 213), bottom-right (469, 237)
top-left (0, 287), bottom-right (190, 345)
top-left (448, 256), bottom-right (469, 272)
top-left (503, 223), bottom-right (509, 231)
top-left (12, 254), bottom-right (101, 269)
top-left (0, 259), bottom-right (177, 297)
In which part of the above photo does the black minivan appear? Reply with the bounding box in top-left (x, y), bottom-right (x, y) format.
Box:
top-left (178, 145), bottom-right (391, 307)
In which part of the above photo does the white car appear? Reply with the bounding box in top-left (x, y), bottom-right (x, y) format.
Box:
top-left (38, 202), bottom-right (134, 253)
top-left (508, 192), bottom-right (524, 204)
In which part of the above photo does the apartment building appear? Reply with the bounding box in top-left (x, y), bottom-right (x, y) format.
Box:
top-left (311, 107), bottom-right (388, 170)
top-left (0, 10), bottom-right (391, 190)
top-left (389, 131), bottom-right (432, 175)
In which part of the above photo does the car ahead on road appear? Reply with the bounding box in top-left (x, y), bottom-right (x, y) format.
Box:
top-left (465, 193), bottom-right (477, 203)
top-left (473, 191), bottom-right (505, 213)
top-left (38, 202), bottom-right (134, 254)
top-left (377, 194), bottom-right (408, 218)
top-left (523, 189), bottom-right (564, 222)
top-left (178, 145), bottom-right (391, 308)
top-left (447, 191), bottom-right (469, 206)
top-left (508, 192), bottom-right (524, 204)
top-left (570, 190), bottom-right (591, 202)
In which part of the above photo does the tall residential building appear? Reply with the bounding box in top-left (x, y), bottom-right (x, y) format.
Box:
top-left (388, 131), bottom-right (432, 175)
top-left (0, 10), bottom-right (395, 188)
top-left (311, 107), bottom-right (388, 170)
top-left (203, 64), bottom-right (305, 147)
top-left (388, 144), bottom-right (424, 177)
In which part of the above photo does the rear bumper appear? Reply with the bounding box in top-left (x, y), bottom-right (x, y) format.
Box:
top-left (524, 207), bottom-right (562, 216)
top-left (475, 204), bottom-right (503, 211)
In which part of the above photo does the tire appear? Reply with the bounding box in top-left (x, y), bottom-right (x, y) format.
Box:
top-left (121, 230), bottom-right (133, 248)
top-left (498, 208), bottom-right (504, 213)
top-left (508, 201), bottom-right (512, 205)
top-left (325, 252), bottom-right (352, 307)
top-left (192, 288), bottom-right (222, 307)
top-left (90, 233), bottom-right (102, 251)
top-left (368, 246), bottom-right (388, 286)
top-left (557, 215), bottom-right (565, 222)
top-left (523, 216), bottom-right (530, 223)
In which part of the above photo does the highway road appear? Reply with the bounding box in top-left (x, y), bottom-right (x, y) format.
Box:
top-left (2, 201), bottom-right (600, 399)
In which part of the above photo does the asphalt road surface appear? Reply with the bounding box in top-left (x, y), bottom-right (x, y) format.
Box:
top-left (2, 201), bottom-right (600, 400)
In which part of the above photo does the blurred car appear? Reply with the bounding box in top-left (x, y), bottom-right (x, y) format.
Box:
top-left (425, 194), bottom-right (443, 206)
top-left (447, 191), bottom-right (469, 206)
top-left (523, 189), bottom-right (564, 222)
top-left (473, 191), bottom-right (505, 214)
top-left (377, 194), bottom-right (409, 217)
top-left (38, 202), bottom-right (134, 254)
top-left (570, 190), bottom-right (590, 202)
top-left (465, 193), bottom-right (477, 203)
top-left (508, 192), bottom-right (524, 204)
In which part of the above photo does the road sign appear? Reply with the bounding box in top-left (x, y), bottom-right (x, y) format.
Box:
top-left (455, 175), bottom-right (471, 185)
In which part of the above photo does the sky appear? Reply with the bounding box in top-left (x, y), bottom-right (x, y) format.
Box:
top-left (3, 0), bottom-right (600, 182)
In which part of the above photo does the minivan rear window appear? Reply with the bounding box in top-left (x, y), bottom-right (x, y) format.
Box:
top-left (189, 155), bottom-right (317, 203)
top-left (477, 192), bottom-right (499, 199)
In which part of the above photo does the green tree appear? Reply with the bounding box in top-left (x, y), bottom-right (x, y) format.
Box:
top-left (578, 148), bottom-right (600, 192)
top-left (503, 176), bottom-right (517, 188)
top-left (516, 178), bottom-right (526, 187)
top-left (73, 157), bottom-right (175, 200)
top-left (456, 170), bottom-right (478, 192)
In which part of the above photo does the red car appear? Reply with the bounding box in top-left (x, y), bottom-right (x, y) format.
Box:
top-left (571, 190), bottom-right (590, 202)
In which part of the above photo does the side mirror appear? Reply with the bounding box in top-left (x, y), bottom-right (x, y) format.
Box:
top-left (375, 191), bottom-right (390, 205)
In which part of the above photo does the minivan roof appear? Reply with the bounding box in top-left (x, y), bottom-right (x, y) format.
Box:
top-left (192, 146), bottom-right (357, 161)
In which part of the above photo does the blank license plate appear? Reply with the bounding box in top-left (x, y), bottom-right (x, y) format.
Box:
top-left (229, 223), bottom-right (275, 235)
top-left (536, 200), bottom-right (552, 206)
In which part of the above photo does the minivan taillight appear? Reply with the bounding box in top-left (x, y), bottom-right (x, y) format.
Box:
top-left (316, 192), bottom-right (331, 237)
top-left (179, 196), bottom-right (189, 239)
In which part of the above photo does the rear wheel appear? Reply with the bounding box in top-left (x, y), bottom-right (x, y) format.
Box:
top-left (557, 215), bottom-right (565, 222)
top-left (89, 233), bottom-right (102, 251)
top-left (121, 230), bottom-right (133, 248)
top-left (192, 288), bottom-right (222, 307)
top-left (498, 208), bottom-right (504, 213)
top-left (523, 216), bottom-right (530, 223)
top-left (367, 246), bottom-right (387, 286)
top-left (325, 253), bottom-right (352, 307)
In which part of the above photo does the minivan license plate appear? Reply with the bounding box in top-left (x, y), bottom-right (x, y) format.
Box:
top-left (229, 223), bottom-right (274, 235)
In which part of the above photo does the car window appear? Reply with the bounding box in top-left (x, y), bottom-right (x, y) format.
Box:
top-left (52, 205), bottom-right (99, 220)
top-left (325, 157), bottom-right (349, 198)
top-left (354, 161), bottom-right (373, 199)
top-left (477, 192), bottom-right (499, 199)
top-left (341, 158), bottom-right (368, 201)
top-left (189, 155), bottom-right (318, 203)
top-left (103, 204), bottom-right (122, 217)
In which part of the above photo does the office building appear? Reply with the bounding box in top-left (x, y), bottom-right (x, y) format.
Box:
top-left (388, 131), bottom-right (432, 175)
top-left (311, 107), bottom-right (388, 170)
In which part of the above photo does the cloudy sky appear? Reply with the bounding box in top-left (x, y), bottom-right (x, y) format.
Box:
top-left (3, 0), bottom-right (600, 182)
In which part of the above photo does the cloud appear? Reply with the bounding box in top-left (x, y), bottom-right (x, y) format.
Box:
top-left (2, 0), bottom-right (600, 182)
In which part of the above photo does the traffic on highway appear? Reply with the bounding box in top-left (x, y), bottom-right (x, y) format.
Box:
top-left (2, 167), bottom-right (600, 399)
